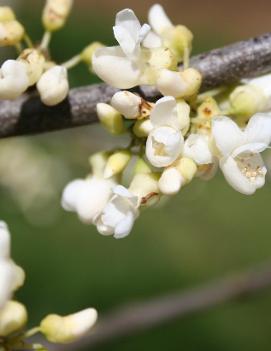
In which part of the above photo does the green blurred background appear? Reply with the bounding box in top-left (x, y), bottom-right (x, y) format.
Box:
top-left (2, 0), bottom-right (271, 350)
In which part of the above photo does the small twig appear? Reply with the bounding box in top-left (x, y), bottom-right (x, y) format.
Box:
top-left (1, 32), bottom-right (271, 138)
top-left (52, 260), bottom-right (271, 351)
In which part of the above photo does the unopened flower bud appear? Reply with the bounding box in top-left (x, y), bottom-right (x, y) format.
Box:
top-left (163, 25), bottom-right (193, 62)
top-left (129, 173), bottom-right (160, 207)
top-left (133, 119), bottom-right (153, 137)
top-left (159, 167), bottom-right (183, 195)
top-left (0, 301), bottom-right (27, 337)
top-left (175, 157), bottom-right (197, 184)
top-left (81, 42), bottom-right (104, 67)
top-left (0, 20), bottom-right (24, 47)
top-left (134, 158), bottom-right (152, 174)
top-left (96, 103), bottom-right (125, 135)
top-left (0, 7), bottom-right (16, 22)
top-left (104, 150), bottom-right (131, 179)
top-left (89, 152), bottom-right (109, 177)
top-left (157, 68), bottom-right (202, 98)
top-left (40, 308), bottom-right (97, 344)
top-left (42, 0), bottom-right (73, 32)
top-left (37, 65), bottom-right (69, 106)
top-left (111, 91), bottom-right (142, 119)
top-left (230, 85), bottom-right (266, 119)
top-left (0, 60), bottom-right (29, 100)
top-left (149, 47), bottom-right (177, 72)
top-left (18, 49), bottom-right (45, 86)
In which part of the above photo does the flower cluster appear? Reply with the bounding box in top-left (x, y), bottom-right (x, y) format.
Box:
top-left (0, 1), bottom-right (101, 106)
top-left (62, 4), bottom-right (271, 239)
top-left (0, 221), bottom-right (97, 349)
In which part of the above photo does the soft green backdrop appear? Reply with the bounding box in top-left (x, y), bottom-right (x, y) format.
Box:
top-left (1, 1), bottom-right (271, 350)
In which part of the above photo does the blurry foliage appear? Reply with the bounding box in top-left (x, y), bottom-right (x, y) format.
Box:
top-left (1, 2), bottom-right (271, 350)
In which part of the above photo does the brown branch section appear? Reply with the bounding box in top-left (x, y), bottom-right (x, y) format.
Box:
top-left (54, 260), bottom-right (271, 351)
top-left (1, 32), bottom-right (271, 138)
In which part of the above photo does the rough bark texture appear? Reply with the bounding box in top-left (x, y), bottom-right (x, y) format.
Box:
top-left (1, 32), bottom-right (271, 138)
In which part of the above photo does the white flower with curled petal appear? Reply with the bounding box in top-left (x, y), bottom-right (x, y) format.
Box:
top-left (92, 9), bottom-right (162, 89)
top-left (0, 60), bottom-right (29, 100)
top-left (146, 96), bottom-right (188, 168)
top-left (0, 222), bottom-right (25, 310)
top-left (212, 114), bottom-right (271, 195)
top-left (95, 185), bottom-right (139, 239)
top-left (62, 177), bottom-right (115, 225)
top-left (184, 134), bottom-right (213, 165)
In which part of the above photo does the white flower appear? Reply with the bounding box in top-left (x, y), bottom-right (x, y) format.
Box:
top-left (95, 185), bottom-right (139, 239)
top-left (0, 222), bottom-right (25, 310)
top-left (184, 134), bottom-right (213, 165)
top-left (37, 65), bottom-right (69, 106)
top-left (212, 114), bottom-right (271, 195)
top-left (92, 9), bottom-right (157, 89)
top-left (62, 177), bottom-right (115, 224)
top-left (0, 60), bottom-right (29, 100)
top-left (146, 96), bottom-right (186, 167)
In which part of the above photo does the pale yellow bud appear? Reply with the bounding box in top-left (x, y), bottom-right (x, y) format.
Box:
top-left (18, 49), bottom-right (45, 86)
top-left (134, 158), bottom-right (152, 174)
top-left (104, 151), bottom-right (131, 179)
top-left (149, 47), bottom-right (177, 72)
top-left (81, 42), bottom-right (104, 67)
top-left (0, 21), bottom-right (24, 47)
top-left (157, 68), bottom-right (202, 98)
top-left (159, 167), bottom-right (183, 195)
top-left (96, 103), bottom-right (125, 135)
top-left (42, 0), bottom-right (73, 32)
top-left (0, 301), bottom-right (27, 337)
top-left (176, 100), bottom-right (190, 135)
top-left (230, 85), bottom-right (266, 120)
top-left (162, 25), bottom-right (193, 62)
top-left (40, 308), bottom-right (97, 344)
top-left (133, 119), bottom-right (153, 138)
top-left (129, 173), bottom-right (160, 207)
top-left (175, 157), bottom-right (197, 184)
top-left (89, 152), bottom-right (109, 178)
top-left (0, 7), bottom-right (16, 22)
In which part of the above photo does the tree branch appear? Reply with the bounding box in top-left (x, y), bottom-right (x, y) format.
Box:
top-left (1, 32), bottom-right (271, 138)
top-left (53, 260), bottom-right (271, 351)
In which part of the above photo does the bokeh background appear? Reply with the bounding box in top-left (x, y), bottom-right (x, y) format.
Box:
top-left (2, 0), bottom-right (271, 350)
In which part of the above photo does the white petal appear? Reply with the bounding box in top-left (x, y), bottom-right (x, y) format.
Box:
top-left (142, 31), bottom-right (162, 49)
top-left (156, 69), bottom-right (187, 98)
top-left (212, 117), bottom-right (244, 157)
top-left (150, 96), bottom-right (179, 129)
top-left (37, 66), bottom-right (69, 106)
top-left (148, 4), bottom-right (173, 35)
top-left (159, 167), bottom-right (183, 195)
top-left (0, 60), bottom-right (29, 100)
top-left (115, 9), bottom-right (141, 43)
top-left (111, 91), bottom-right (141, 119)
top-left (245, 113), bottom-right (271, 147)
top-left (146, 126), bottom-right (184, 167)
top-left (184, 134), bottom-right (213, 165)
top-left (244, 74), bottom-right (271, 99)
top-left (114, 211), bottom-right (135, 239)
top-left (76, 178), bottom-right (114, 224)
top-left (68, 308), bottom-right (98, 338)
top-left (220, 155), bottom-right (266, 195)
top-left (92, 46), bottom-right (141, 89)
top-left (61, 180), bottom-right (86, 212)
top-left (0, 222), bottom-right (10, 260)
top-left (0, 260), bottom-right (14, 310)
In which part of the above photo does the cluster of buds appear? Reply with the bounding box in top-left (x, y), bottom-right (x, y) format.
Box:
top-left (0, 222), bottom-right (97, 349)
top-left (0, 1), bottom-right (103, 106)
top-left (63, 4), bottom-right (271, 239)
